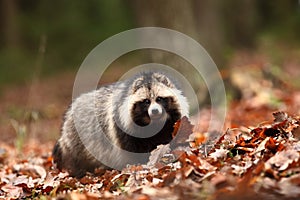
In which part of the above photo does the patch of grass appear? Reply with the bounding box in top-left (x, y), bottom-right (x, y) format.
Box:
top-left (10, 119), bottom-right (27, 153)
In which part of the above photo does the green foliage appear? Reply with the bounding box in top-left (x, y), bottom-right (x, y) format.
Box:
top-left (0, 0), bottom-right (133, 86)
top-left (0, 48), bottom-right (35, 86)
top-left (256, 0), bottom-right (300, 43)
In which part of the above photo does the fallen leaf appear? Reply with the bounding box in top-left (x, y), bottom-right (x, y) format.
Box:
top-left (147, 144), bottom-right (171, 167)
top-left (1, 184), bottom-right (23, 199)
top-left (209, 148), bottom-right (229, 161)
top-left (171, 117), bottom-right (194, 145)
top-left (278, 174), bottom-right (300, 197)
top-left (265, 149), bottom-right (300, 171)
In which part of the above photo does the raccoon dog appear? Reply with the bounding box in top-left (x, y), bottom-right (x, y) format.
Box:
top-left (53, 71), bottom-right (189, 177)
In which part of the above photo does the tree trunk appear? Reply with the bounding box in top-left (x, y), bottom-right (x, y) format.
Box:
top-left (1, 0), bottom-right (20, 49)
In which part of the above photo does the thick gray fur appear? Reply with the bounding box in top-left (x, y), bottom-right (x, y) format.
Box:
top-left (53, 71), bottom-right (189, 177)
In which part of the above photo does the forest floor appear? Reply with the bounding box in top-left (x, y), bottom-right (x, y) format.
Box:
top-left (0, 50), bottom-right (300, 199)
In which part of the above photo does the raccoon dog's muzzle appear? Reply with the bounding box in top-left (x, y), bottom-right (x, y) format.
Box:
top-left (148, 102), bottom-right (165, 120)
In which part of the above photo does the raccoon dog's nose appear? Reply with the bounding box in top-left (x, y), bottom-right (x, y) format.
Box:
top-left (148, 102), bottom-right (163, 119)
top-left (152, 108), bottom-right (159, 115)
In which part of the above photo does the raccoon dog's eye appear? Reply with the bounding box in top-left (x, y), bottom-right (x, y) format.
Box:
top-left (143, 99), bottom-right (151, 105)
top-left (156, 97), bottom-right (168, 104)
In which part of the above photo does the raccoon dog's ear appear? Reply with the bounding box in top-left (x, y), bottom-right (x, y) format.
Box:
top-left (153, 73), bottom-right (174, 88)
top-left (132, 78), bottom-right (144, 93)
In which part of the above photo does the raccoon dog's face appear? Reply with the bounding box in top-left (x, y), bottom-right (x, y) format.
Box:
top-left (128, 72), bottom-right (189, 127)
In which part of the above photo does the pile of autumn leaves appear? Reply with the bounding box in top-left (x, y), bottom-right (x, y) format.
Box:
top-left (0, 112), bottom-right (300, 199)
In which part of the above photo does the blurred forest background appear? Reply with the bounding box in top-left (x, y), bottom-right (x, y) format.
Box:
top-left (1, 0), bottom-right (300, 87)
top-left (1, 0), bottom-right (300, 144)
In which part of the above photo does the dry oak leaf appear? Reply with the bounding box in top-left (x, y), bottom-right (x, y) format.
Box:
top-left (172, 116), bottom-right (194, 145)
top-left (265, 148), bottom-right (300, 171)
top-left (278, 174), bottom-right (300, 198)
top-left (273, 111), bottom-right (299, 133)
top-left (1, 184), bottom-right (23, 199)
top-left (189, 132), bottom-right (207, 148)
top-left (209, 148), bottom-right (229, 161)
